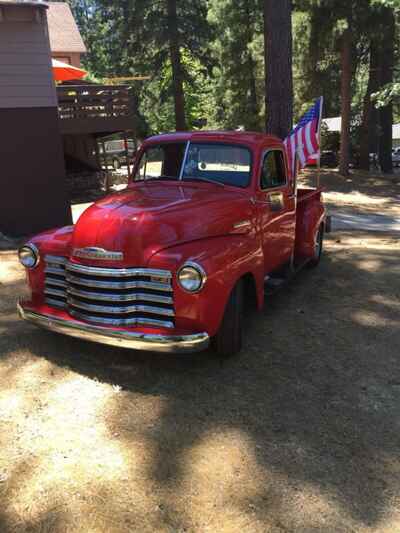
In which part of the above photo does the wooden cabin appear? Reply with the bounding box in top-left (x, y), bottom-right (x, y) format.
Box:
top-left (0, 1), bottom-right (137, 236)
top-left (0, 1), bottom-right (72, 237)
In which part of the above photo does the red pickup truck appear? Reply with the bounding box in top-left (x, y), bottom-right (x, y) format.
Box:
top-left (18, 131), bottom-right (326, 357)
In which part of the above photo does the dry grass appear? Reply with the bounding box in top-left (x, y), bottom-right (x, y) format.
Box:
top-left (300, 168), bottom-right (400, 217)
top-left (0, 171), bottom-right (400, 532)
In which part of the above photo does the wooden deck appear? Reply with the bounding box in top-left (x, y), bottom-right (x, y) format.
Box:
top-left (57, 85), bottom-right (135, 135)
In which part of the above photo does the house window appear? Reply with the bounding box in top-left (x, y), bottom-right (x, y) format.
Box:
top-left (53, 56), bottom-right (71, 65)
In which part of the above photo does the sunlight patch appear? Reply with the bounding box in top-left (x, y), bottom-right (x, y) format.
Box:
top-left (1, 376), bottom-right (129, 530)
top-left (0, 256), bottom-right (25, 284)
top-left (352, 310), bottom-right (398, 328)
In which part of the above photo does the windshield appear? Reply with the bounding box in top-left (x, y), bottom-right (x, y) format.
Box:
top-left (134, 143), bottom-right (186, 181)
top-left (182, 143), bottom-right (251, 187)
top-left (134, 141), bottom-right (252, 188)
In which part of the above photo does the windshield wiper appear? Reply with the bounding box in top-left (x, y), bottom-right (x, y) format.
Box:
top-left (183, 176), bottom-right (225, 188)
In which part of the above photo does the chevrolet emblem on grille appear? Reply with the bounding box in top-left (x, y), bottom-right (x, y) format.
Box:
top-left (73, 247), bottom-right (124, 261)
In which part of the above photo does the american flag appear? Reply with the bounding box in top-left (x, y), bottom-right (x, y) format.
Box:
top-left (284, 97), bottom-right (323, 178)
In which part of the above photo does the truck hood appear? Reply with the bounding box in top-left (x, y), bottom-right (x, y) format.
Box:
top-left (71, 181), bottom-right (253, 265)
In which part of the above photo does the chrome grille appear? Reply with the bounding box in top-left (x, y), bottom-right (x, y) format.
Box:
top-left (44, 255), bottom-right (175, 328)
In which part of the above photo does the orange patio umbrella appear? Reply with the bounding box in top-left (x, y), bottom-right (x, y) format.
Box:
top-left (52, 59), bottom-right (87, 82)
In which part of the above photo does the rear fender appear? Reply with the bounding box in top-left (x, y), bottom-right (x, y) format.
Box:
top-left (295, 193), bottom-right (325, 259)
top-left (148, 235), bottom-right (264, 337)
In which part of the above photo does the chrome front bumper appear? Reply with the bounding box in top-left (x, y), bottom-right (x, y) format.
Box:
top-left (17, 303), bottom-right (210, 354)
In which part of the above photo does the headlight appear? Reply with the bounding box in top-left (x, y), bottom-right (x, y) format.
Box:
top-left (18, 244), bottom-right (40, 269)
top-left (177, 262), bottom-right (206, 293)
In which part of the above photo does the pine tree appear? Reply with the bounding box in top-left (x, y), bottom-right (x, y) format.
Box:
top-left (126, 0), bottom-right (211, 131)
top-left (359, 41), bottom-right (380, 169)
top-left (208, 0), bottom-right (264, 131)
top-left (339, 22), bottom-right (352, 176)
top-left (71, 0), bottom-right (211, 132)
top-left (377, 5), bottom-right (395, 173)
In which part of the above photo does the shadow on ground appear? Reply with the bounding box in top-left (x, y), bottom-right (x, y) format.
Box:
top-left (1, 234), bottom-right (400, 531)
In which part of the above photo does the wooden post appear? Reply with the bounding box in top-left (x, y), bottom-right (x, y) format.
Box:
top-left (124, 132), bottom-right (131, 180)
top-left (101, 140), bottom-right (107, 171)
top-left (316, 96), bottom-right (324, 189)
top-left (100, 139), bottom-right (110, 192)
top-left (316, 155), bottom-right (321, 189)
top-left (94, 138), bottom-right (101, 169)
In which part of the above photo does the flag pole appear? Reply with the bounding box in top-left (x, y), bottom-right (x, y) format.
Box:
top-left (316, 96), bottom-right (324, 189)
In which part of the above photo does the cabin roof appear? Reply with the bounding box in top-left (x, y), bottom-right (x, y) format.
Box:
top-left (47, 2), bottom-right (86, 54)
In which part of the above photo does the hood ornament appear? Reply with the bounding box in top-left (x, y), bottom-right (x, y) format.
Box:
top-left (73, 247), bottom-right (123, 261)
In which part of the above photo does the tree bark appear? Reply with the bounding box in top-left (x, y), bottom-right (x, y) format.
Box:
top-left (167, 0), bottom-right (187, 131)
top-left (339, 27), bottom-right (352, 177)
top-left (359, 42), bottom-right (380, 170)
top-left (377, 7), bottom-right (395, 174)
top-left (263, 0), bottom-right (293, 139)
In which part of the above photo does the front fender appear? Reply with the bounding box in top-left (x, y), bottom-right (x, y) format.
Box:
top-left (148, 235), bottom-right (264, 337)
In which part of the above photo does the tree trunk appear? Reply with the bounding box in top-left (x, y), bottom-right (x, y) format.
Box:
top-left (359, 42), bottom-right (380, 170)
top-left (377, 7), bottom-right (395, 174)
top-left (263, 0), bottom-right (293, 139)
top-left (167, 0), bottom-right (187, 131)
top-left (339, 27), bottom-right (352, 177)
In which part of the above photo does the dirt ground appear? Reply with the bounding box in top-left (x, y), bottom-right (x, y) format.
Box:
top-left (0, 171), bottom-right (399, 532)
top-left (300, 168), bottom-right (400, 218)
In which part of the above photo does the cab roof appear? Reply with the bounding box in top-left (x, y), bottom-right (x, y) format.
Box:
top-left (145, 130), bottom-right (282, 148)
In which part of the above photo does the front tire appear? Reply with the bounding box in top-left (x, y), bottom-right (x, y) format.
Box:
top-left (213, 280), bottom-right (243, 358)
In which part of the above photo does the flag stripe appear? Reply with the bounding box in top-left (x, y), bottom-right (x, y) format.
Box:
top-left (283, 98), bottom-right (323, 176)
top-left (290, 134), bottom-right (296, 176)
top-left (305, 122), bottom-right (314, 156)
top-left (310, 119), bottom-right (319, 154)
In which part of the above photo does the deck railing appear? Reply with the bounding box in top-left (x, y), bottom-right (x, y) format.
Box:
top-left (57, 85), bottom-right (135, 122)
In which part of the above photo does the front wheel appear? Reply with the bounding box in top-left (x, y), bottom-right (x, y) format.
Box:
top-left (308, 225), bottom-right (324, 268)
top-left (212, 280), bottom-right (243, 358)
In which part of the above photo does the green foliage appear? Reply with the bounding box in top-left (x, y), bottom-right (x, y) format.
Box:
top-left (139, 51), bottom-right (213, 133)
top-left (67, 0), bottom-right (114, 76)
top-left (68, 0), bottom-right (212, 133)
top-left (372, 83), bottom-right (400, 107)
top-left (69, 0), bottom-right (399, 140)
top-left (207, 0), bottom-right (264, 130)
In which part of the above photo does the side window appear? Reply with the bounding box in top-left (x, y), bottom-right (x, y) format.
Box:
top-left (260, 150), bottom-right (286, 190)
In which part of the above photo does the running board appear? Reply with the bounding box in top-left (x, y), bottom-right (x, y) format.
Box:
top-left (264, 258), bottom-right (311, 295)
top-left (264, 276), bottom-right (287, 295)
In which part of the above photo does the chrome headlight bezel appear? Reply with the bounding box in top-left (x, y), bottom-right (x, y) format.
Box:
top-left (18, 244), bottom-right (40, 269)
top-left (177, 262), bottom-right (207, 293)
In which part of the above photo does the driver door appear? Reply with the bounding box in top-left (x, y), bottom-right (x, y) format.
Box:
top-left (256, 149), bottom-right (296, 274)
